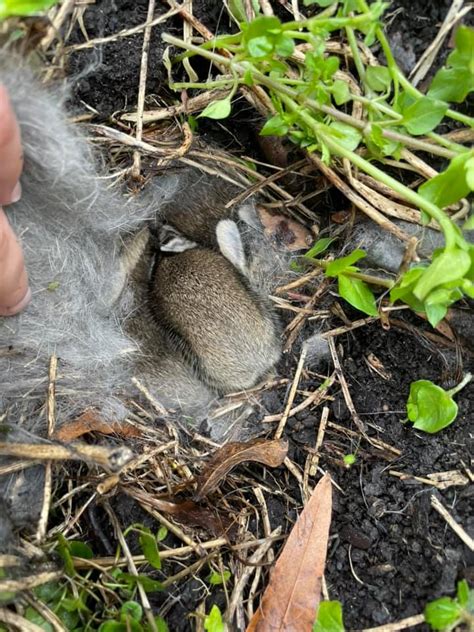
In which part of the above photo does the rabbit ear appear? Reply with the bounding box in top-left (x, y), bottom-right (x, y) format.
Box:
top-left (216, 219), bottom-right (248, 277)
top-left (159, 224), bottom-right (197, 253)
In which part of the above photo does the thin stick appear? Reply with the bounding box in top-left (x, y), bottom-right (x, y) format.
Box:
top-left (0, 571), bottom-right (62, 594)
top-left (132, 0), bottom-right (156, 179)
top-left (310, 406), bottom-right (330, 477)
top-left (0, 442), bottom-right (133, 472)
top-left (410, 0), bottom-right (469, 86)
top-left (131, 377), bottom-right (168, 416)
top-left (40, 0), bottom-right (76, 51)
top-left (227, 527), bottom-right (281, 621)
top-left (328, 338), bottom-right (366, 437)
top-left (431, 495), bottom-right (474, 551)
top-left (105, 504), bottom-right (158, 632)
top-left (358, 614), bottom-right (426, 631)
top-left (36, 355), bottom-right (57, 543)
top-left (274, 347), bottom-right (307, 439)
top-left (65, 8), bottom-right (179, 52)
top-left (0, 609), bottom-right (46, 632)
top-left (308, 154), bottom-right (412, 243)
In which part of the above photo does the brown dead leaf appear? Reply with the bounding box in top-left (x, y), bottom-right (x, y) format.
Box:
top-left (195, 438), bottom-right (288, 500)
top-left (127, 489), bottom-right (236, 538)
top-left (54, 410), bottom-right (142, 441)
top-left (257, 206), bottom-right (313, 252)
top-left (247, 474), bottom-right (333, 632)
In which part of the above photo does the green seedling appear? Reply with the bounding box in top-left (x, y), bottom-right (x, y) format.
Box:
top-left (0, 0), bottom-right (58, 19)
top-left (343, 453), bottom-right (356, 467)
top-left (424, 580), bottom-right (474, 631)
top-left (308, 247), bottom-right (380, 316)
top-left (406, 373), bottom-right (472, 433)
top-left (162, 7), bottom-right (474, 328)
top-left (313, 600), bottom-right (345, 631)
top-left (204, 604), bottom-right (226, 632)
top-left (207, 567), bottom-right (232, 586)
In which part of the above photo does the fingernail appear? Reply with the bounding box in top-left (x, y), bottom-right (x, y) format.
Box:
top-left (9, 181), bottom-right (21, 203)
top-left (0, 286), bottom-right (32, 317)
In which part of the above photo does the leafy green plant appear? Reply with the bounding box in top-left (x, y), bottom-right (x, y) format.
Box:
top-left (424, 580), bottom-right (474, 631)
top-left (29, 530), bottom-right (168, 631)
top-left (304, 242), bottom-right (392, 316)
top-left (313, 600), bottom-right (345, 631)
top-left (162, 5), bottom-right (474, 328)
top-left (406, 373), bottom-right (472, 433)
top-left (0, 0), bottom-right (58, 19)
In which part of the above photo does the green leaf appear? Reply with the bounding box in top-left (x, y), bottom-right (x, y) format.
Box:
top-left (424, 596), bottom-right (462, 629)
top-left (366, 124), bottom-right (401, 158)
top-left (325, 249), bottom-right (366, 277)
top-left (208, 569), bottom-right (231, 585)
top-left (456, 579), bottom-right (470, 607)
top-left (151, 616), bottom-right (169, 632)
top-left (198, 98), bottom-right (232, 120)
top-left (365, 65), bottom-right (391, 92)
top-left (99, 623), bottom-right (129, 632)
top-left (338, 274), bottom-right (378, 316)
top-left (425, 302), bottom-right (447, 328)
top-left (24, 607), bottom-right (54, 632)
top-left (304, 237), bottom-right (336, 259)
top-left (156, 526), bottom-right (168, 542)
top-left (69, 541), bottom-right (93, 559)
top-left (121, 601), bottom-right (143, 622)
top-left (139, 530), bottom-right (161, 570)
top-left (406, 380), bottom-right (458, 433)
top-left (328, 121), bottom-right (361, 151)
top-left (390, 267), bottom-right (425, 303)
top-left (56, 607), bottom-right (79, 629)
top-left (242, 15), bottom-right (282, 58)
top-left (248, 35), bottom-right (273, 57)
top-left (34, 582), bottom-right (63, 604)
top-left (304, 0), bottom-right (337, 5)
top-left (204, 605), bottom-right (225, 632)
top-left (418, 150), bottom-right (474, 208)
top-left (57, 534), bottom-right (75, 577)
top-left (117, 573), bottom-right (163, 593)
top-left (60, 596), bottom-right (89, 613)
top-left (465, 156), bottom-right (474, 190)
top-left (0, 0), bottom-right (58, 19)
top-left (402, 96), bottom-right (447, 135)
top-left (413, 249), bottom-right (471, 301)
top-left (331, 79), bottom-right (351, 105)
top-left (274, 33), bottom-right (295, 57)
top-left (313, 600), bottom-right (345, 632)
top-left (260, 114), bottom-right (289, 137)
top-left (428, 25), bottom-right (474, 103)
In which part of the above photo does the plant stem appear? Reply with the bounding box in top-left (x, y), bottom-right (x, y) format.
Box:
top-left (345, 25), bottom-right (367, 85)
top-left (162, 34), bottom-right (458, 159)
top-left (447, 372), bottom-right (472, 397)
top-left (426, 131), bottom-right (468, 153)
top-left (249, 67), bottom-right (457, 158)
top-left (308, 259), bottom-right (394, 289)
top-left (279, 92), bottom-right (459, 248)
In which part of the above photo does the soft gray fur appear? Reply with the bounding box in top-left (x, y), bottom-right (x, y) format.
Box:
top-left (0, 58), bottom-right (291, 548)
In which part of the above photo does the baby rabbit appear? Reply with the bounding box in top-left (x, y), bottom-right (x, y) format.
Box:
top-left (149, 220), bottom-right (281, 394)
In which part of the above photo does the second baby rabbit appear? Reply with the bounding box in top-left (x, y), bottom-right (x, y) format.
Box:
top-left (149, 220), bottom-right (281, 394)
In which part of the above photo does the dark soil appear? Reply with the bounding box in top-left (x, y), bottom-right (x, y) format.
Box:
top-left (61, 1), bottom-right (473, 630)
